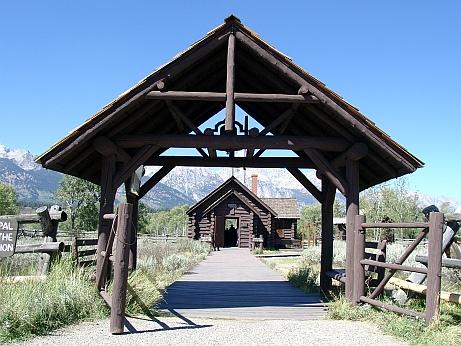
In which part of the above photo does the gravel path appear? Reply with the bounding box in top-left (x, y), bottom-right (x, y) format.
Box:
top-left (13, 315), bottom-right (407, 346)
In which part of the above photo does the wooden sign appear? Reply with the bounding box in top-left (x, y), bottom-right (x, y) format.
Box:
top-left (0, 218), bottom-right (18, 257)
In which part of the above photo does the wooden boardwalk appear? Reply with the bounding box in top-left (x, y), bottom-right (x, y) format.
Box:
top-left (158, 248), bottom-right (326, 320)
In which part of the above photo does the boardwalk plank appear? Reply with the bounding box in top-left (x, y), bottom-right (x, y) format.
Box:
top-left (158, 248), bottom-right (326, 320)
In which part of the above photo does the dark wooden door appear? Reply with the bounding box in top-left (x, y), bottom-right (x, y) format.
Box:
top-left (214, 216), bottom-right (225, 248)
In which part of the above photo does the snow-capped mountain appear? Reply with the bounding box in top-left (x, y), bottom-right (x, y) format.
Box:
top-left (161, 167), bottom-right (223, 201)
top-left (0, 144), bottom-right (38, 171)
top-left (1, 144), bottom-right (459, 211)
top-left (218, 167), bottom-right (319, 199)
top-left (148, 166), bottom-right (319, 206)
top-left (0, 157), bottom-right (62, 204)
top-left (0, 144), bottom-right (320, 209)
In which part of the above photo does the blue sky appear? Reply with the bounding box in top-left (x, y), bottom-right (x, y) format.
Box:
top-left (0, 1), bottom-right (460, 200)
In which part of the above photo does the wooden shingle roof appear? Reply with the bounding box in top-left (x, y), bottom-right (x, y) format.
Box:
top-left (260, 198), bottom-right (300, 219)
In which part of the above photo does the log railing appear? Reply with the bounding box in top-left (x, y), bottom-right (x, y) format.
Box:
top-left (63, 238), bottom-right (98, 267)
top-left (1, 206), bottom-right (67, 275)
top-left (354, 212), bottom-right (444, 326)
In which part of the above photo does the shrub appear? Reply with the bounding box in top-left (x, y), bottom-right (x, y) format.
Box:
top-left (287, 266), bottom-right (319, 293)
top-left (301, 246), bottom-right (321, 264)
top-left (162, 254), bottom-right (191, 272)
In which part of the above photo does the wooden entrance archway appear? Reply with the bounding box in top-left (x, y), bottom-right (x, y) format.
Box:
top-left (36, 16), bottom-right (423, 333)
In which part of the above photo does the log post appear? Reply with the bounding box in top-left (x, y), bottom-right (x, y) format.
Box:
top-left (425, 212), bottom-right (444, 325)
top-left (225, 33), bottom-right (236, 133)
top-left (36, 206), bottom-right (60, 274)
top-left (96, 155), bottom-right (116, 288)
top-left (320, 179), bottom-right (335, 295)
top-left (345, 158), bottom-right (359, 301)
top-left (353, 214), bottom-right (366, 305)
top-left (313, 225), bottom-right (317, 246)
top-left (110, 202), bottom-right (133, 334)
top-left (71, 236), bottom-right (79, 266)
top-left (126, 193), bottom-right (138, 271)
top-left (36, 206), bottom-right (54, 238)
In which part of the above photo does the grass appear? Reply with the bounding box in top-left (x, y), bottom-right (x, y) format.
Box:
top-left (122, 239), bottom-right (211, 316)
top-left (0, 253), bottom-right (41, 277)
top-left (0, 259), bottom-right (107, 343)
top-left (261, 241), bottom-right (461, 345)
top-left (261, 256), bottom-right (320, 293)
top-left (0, 238), bottom-right (211, 343)
top-left (328, 296), bottom-right (461, 346)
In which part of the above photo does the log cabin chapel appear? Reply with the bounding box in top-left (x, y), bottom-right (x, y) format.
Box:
top-left (186, 174), bottom-right (300, 249)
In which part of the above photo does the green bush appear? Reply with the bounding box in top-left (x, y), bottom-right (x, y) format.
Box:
top-left (286, 266), bottom-right (319, 293)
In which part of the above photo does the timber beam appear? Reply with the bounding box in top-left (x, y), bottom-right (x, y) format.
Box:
top-left (116, 134), bottom-right (349, 152)
top-left (166, 101), bottom-right (185, 132)
top-left (320, 179), bottom-right (336, 295)
top-left (165, 100), bottom-right (208, 158)
top-left (245, 127), bottom-right (259, 158)
top-left (225, 33), bottom-right (236, 132)
top-left (144, 156), bottom-right (315, 168)
top-left (252, 105), bottom-right (299, 158)
top-left (204, 129), bottom-right (217, 158)
top-left (93, 136), bottom-right (131, 162)
top-left (139, 165), bottom-right (175, 198)
top-left (113, 145), bottom-right (160, 188)
top-left (287, 168), bottom-right (323, 203)
top-left (304, 148), bottom-right (348, 195)
top-left (332, 143), bottom-right (368, 168)
top-left (145, 91), bottom-right (319, 103)
top-left (234, 30), bottom-right (416, 173)
top-left (260, 106), bottom-right (297, 136)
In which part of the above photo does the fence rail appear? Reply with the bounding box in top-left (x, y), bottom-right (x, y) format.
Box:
top-left (354, 212), bottom-right (444, 326)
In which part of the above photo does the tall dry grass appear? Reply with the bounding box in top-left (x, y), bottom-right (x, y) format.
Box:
top-left (0, 259), bottom-right (106, 343)
top-left (118, 239), bottom-right (210, 316)
top-left (0, 238), bottom-right (211, 342)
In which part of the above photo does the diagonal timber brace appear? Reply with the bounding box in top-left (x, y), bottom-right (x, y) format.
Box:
top-left (304, 148), bottom-right (348, 195)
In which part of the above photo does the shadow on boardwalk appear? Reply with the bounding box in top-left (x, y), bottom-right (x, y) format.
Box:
top-left (158, 248), bottom-right (326, 320)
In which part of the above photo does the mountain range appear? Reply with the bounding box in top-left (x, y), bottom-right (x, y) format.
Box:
top-left (0, 144), bottom-right (318, 210)
top-left (1, 144), bottom-right (459, 211)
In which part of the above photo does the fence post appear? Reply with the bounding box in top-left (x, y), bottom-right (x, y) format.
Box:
top-left (353, 214), bottom-right (366, 305)
top-left (313, 224), bottom-right (317, 246)
top-left (110, 203), bottom-right (133, 335)
top-left (71, 236), bottom-right (79, 266)
top-left (425, 212), bottom-right (444, 325)
top-left (346, 159), bottom-right (359, 301)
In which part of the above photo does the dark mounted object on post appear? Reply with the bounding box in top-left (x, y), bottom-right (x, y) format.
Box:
top-left (1, 206), bottom-right (67, 225)
top-left (422, 205), bottom-right (439, 220)
top-left (36, 205), bottom-right (67, 242)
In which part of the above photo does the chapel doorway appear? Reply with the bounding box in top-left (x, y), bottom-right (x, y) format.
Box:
top-left (224, 218), bottom-right (239, 247)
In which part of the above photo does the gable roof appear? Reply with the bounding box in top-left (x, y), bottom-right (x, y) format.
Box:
top-left (187, 176), bottom-right (276, 216)
top-left (36, 15), bottom-right (424, 191)
top-left (202, 190), bottom-right (264, 218)
top-left (260, 198), bottom-right (300, 219)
